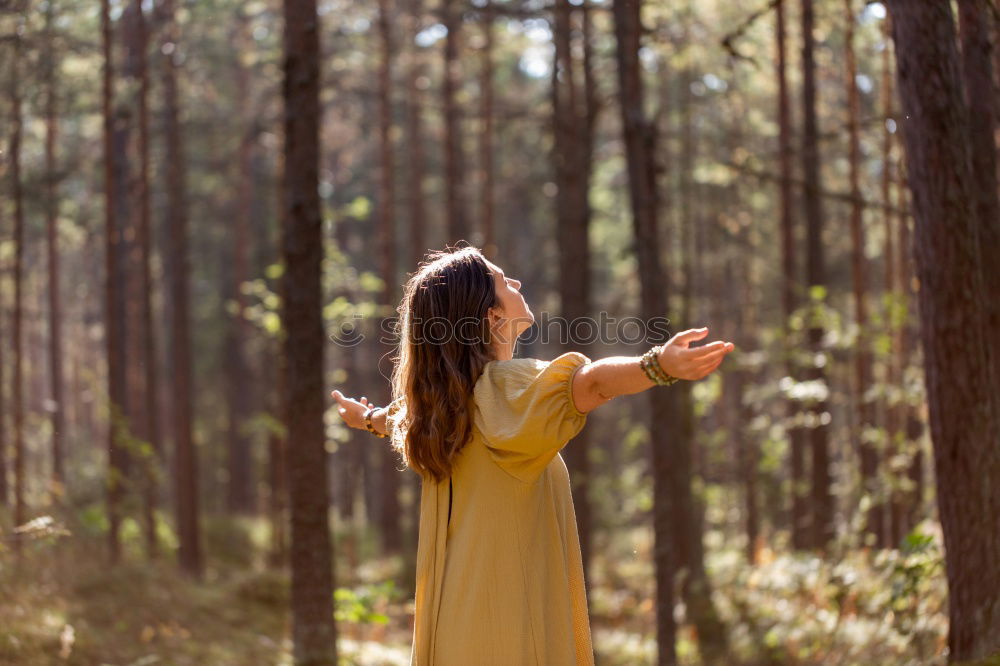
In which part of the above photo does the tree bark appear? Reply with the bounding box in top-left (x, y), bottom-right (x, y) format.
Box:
top-left (957, 0), bottom-right (1000, 391)
top-left (845, 0), bottom-right (879, 547)
top-left (886, 1), bottom-right (1000, 658)
top-left (10, 27), bottom-right (27, 554)
top-left (552, 0), bottom-right (595, 583)
top-left (161, 0), bottom-right (203, 577)
top-left (122, 0), bottom-right (160, 560)
top-left (101, 0), bottom-right (129, 565)
top-left (405, 0), bottom-right (428, 266)
top-left (479, 1), bottom-right (496, 258)
top-left (442, 0), bottom-right (468, 243)
top-left (376, 0), bottom-right (403, 554)
top-left (800, 0), bottom-right (834, 551)
top-left (44, 0), bottom-right (67, 503)
top-left (880, 14), bottom-right (900, 550)
top-left (613, 0), bottom-right (678, 661)
top-left (0, 180), bottom-right (6, 508)
top-left (282, 0), bottom-right (338, 661)
top-left (226, 12), bottom-right (256, 515)
top-left (775, 0), bottom-right (809, 551)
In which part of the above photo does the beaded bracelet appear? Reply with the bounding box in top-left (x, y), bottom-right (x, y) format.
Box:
top-left (639, 354), bottom-right (668, 385)
top-left (364, 406), bottom-right (388, 438)
top-left (640, 345), bottom-right (680, 386)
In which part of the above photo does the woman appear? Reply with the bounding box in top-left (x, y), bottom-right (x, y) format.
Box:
top-left (331, 245), bottom-right (734, 665)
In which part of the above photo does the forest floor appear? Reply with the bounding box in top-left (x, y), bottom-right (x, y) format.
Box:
top-left (0, 509), bottom-right (962, 665)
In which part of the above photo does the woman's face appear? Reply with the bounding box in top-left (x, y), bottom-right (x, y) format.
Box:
top-left (485, 259), bottom-right (534, 345)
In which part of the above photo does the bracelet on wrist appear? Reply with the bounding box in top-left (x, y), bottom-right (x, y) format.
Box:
top-left (640, 345), bottom-right (680, 386)
top-left (364, 406), bottom-right (388, 438)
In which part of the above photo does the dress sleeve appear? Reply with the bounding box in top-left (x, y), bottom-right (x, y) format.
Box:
top-left (472, 351), bottom-right (591, 483)
top-left (385, 395), bottom-right (407, 452)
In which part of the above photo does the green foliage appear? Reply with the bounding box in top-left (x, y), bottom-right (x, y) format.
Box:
top-left (889, 527), bottom-right (944, 632)
top-left (78, 502), bottom-right (110, 535)
top-left (334, 581), bottom-right (397, 625)
top-left (343, 195), bottom-right (372, 221)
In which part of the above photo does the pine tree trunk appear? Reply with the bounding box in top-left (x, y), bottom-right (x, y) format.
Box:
top-left (886, 1), bottom-right (1000, 658)
top-left (442, 0), bottom-right (468, 243)
top-left (121, 0), bottom-right (160, 560)
top-left (101, 0), bottom-right (128, 565)
top-left (672, 10), bottom-right (729, 661)
top-left (282, 0), bottom-right (338, 661)
top-left (845, 0), bottom-right (878, 547)
top-left (405, 0), bottom-right (428, 266)
top-left (376, 0), bottom-right (403, 554)
top-left (776, 0), bottom-right (809, 551)
top-left (161, 0), bottom-right (203, 577)
top-left (0, 198), bottom-right (6, 507)
top-left (552, 0), bottom-right (594, 583)
top-left (44, 0), bottom-right (67, 503)
top-left (880, 16), bottom-right (901, 550)
top-left (10, 29), bottom-right (27, 554)
top-left (479, 1), bottom-right (496, 257)
top-left (800, 0), bottom-right (834, 551)
top-left (226, 12), bottom-right (256, 515)
top-left (957, 0), bottom-right (1000, 391)
top-left (612, 1), bottom-right (676, 661)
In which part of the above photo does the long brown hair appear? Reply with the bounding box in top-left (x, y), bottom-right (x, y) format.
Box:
top-left (387, 245), bottom-right (500, 483)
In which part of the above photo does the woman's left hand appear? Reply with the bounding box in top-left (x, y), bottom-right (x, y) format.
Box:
top-left (331, 390), bottom-right (373, 430)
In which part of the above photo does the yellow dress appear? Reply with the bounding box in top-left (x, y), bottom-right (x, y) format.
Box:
top-left (407, 351), bottom-right (595, 666)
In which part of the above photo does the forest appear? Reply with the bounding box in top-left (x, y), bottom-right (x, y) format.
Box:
top-left (0, 0), bottom-right (998, 664)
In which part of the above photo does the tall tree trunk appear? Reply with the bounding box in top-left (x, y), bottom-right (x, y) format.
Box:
top-left (44, 0), bottom-right (67, 503)
top-left (800, 0), bottom-right (833, 551)
top-left (442, 0), bottom-right (468, 243)
top-left (161, 0), bottom-right (203, 577)
top-left (957, 0), bottom-right (1000, 390)
top-left (226, 12), bottom-right (256, 515)
top-left (101, 0), bottom-right (128, 564)
top-left (725, 62), bottom-right (759, 567)
top-left (479, 1), bottom-right (496, 258)
top-left (552, 0), bottom-right (594, 583)
top-left (282, 0), bottom-right (338, 661)
top-left (612, 1), bottom-right (677, 661)
top-left (672, 8), bottom-right (729, 660)
top-left (137, 0), bottom-right (161, 558)
top-left (10, 28), bottom-right (27, 553)
top-left (886, 1), bottom-right (1000, 658)
top-left (122, 0), bottom-right (160, 559)
top-left (0, 193), bottom-right (6, 508)
top-left (405, 0), bottom-right (428, 266)
top-left (376, 0), bottom-right (403, 554)
top-left (776, 0), bottom-right (808, 551)
top-left (845, 0), bottom-right (878, 547)
top-left (332, 219), bottom-right (359, 575)
top-left (880, 15), bottom-right (901, 550)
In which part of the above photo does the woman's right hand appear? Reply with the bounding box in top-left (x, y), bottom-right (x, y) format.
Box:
top-left (657, 327), bottom-right (734, 381)
top-left (331, 389), bottom-right (373, 430)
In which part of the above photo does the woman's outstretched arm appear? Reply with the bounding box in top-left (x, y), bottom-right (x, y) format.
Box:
top-left (331, 391), bottom-right (390, 435)
top-left (571, 327), bottom-right (734, 414)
